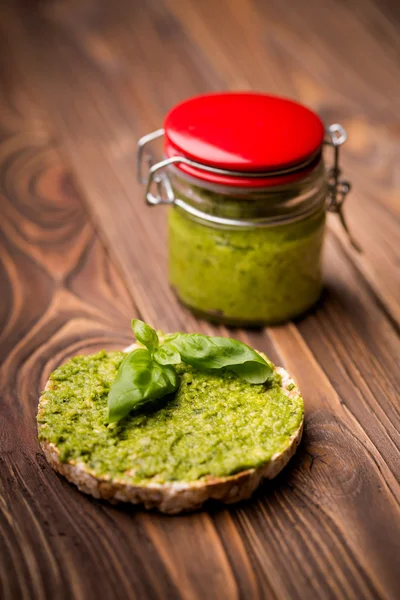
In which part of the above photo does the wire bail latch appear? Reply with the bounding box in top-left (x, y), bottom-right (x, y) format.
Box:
top-left (137, 123), bottom-right (360, 250)
top-left (325, 124), bottom-right (360, 251)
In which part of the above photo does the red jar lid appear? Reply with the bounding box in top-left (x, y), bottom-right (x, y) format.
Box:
top-left (164, 92), bottom-right (325, 188)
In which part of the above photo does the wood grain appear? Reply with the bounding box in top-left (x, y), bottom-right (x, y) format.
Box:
top-left (0, 21), bottom-right (244, 599)
top-left (0, 0), bottom-right (399, 599)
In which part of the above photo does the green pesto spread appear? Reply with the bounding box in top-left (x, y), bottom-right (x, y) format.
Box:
top-left (38, 351), bottom-right (303, 485)
top-left (168, 207), bottom-right (325, 325)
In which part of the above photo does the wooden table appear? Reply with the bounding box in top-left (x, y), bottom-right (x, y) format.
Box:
top-left (1, 1), bottom-right (399, 598)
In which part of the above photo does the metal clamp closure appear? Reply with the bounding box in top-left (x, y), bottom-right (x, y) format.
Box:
top-left (137, 124), bottom-right (360, 248)
top-left (325, 124), bottom-right (360, 251)
top-left (137, 130), bottom-right (320, 205)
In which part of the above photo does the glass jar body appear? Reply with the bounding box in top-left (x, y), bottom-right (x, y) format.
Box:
top-left (168, 167), bottom-right (327, 326)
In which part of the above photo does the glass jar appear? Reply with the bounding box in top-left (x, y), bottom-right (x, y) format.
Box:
top-left (137, 93), bottom-right (355, 326)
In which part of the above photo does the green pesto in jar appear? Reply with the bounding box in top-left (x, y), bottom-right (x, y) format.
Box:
top-left (168, 206), bottom-right (325, 325)
top-left (38, 351), bottom-right (303, 485)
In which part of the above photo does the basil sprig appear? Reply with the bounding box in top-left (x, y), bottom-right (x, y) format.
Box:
top-left (107, 320), bottom-right (273, 423)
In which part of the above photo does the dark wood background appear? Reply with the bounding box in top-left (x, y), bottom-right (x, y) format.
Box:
top-left (0, 0), bottom-right (399, 598)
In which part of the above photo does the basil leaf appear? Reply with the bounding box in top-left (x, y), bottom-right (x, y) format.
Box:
top-left (131, 319), bottom-right (159, 353)
top-left (108, 348), bottom-right (178, 423)
top-left (168, 334), bottom-right (273, 384)
top-left (153, 345), bottom-right (181, 366)
top-left (161, 364), bottom-right (179, 388)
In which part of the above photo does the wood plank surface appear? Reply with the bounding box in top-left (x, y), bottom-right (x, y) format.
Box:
top-left (0, 0), bottom-right (399, 599)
